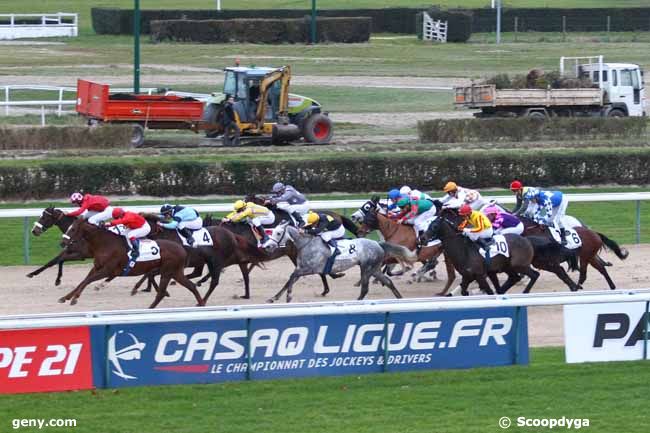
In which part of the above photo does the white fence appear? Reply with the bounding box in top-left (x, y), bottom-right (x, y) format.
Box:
top-left (423, 12), bottom-right (448, 43)
top-left (2, 289), bottom-right (650, 330)
top-left (0, 13), bottom-right (78, 40)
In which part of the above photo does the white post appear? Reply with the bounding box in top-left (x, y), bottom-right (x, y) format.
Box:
top-left (57, 88), bottom-right (63, 116)
top-left (41, 106), bottom-right (45, 126)
top-left (216, 0), bottom-right (221, 11)
top-left (4, 86), bottom-right (9, 116)
top-left (496, 0), bottom-right (501, 44)
top-left (10, 14), bottom-right (14, 28)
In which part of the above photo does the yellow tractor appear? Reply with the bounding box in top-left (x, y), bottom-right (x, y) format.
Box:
top-left (202, 65), bottom-right (333, 146)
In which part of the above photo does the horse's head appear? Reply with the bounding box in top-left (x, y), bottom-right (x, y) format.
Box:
top-left (244, 194), bottom-right (266, 206)
top-left (61, 217), bottom-right (90, 248)
top-left (351, 199), bottom-right (380, 224)
top-left (140, 213), bottom-right (163, 235)
top-left (420, 217), bottom-right (442, 247)
top-left (262, 220), bottom-right (290, 253)
top-left (33, 207), bottom-right (64, 236)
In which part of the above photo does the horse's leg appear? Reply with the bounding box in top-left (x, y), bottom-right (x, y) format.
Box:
top-left (196, 272), bottom-right (211, 287)
top-left (269, 269), bottom-right (305, 303)
top-left (548, 263), bottom-right (580, 292)
top-left (238, 263), bottom-right (251, 299)
top-left (26, 253), bottom-right (64, 279)
top-left (185, 264), bottom-right (204, 280)
top-left (459, 275), bottom-right (473, 296)
top-left (578, 255), bottom-right (589, 287)
top-left (476, 276), bottom-right (494, 295)
top-left (357, 267), bottom-right (372, 300)
top-left (319, 274), bottom-right (330, 297)
top-left (436, 255), bottom-right (457, 296)
top-left (59, 266), bottom-right (111, 305)
top-left (487, 272), bottom-right (501, 293)
top-left (149, 274), bottom-right (171, 309)
top-left (172, 268), bottom-right (205, 307)
top-left (517, 267), bottom-right (540, 294)
top-left (589, 256), bottom-right (617, 290)
top-left (201, 258), bottom-right (222, 304)
top-left (371, 266), bottom-right (402, 299)
top-left (131, 274), bottom-right (149, 296)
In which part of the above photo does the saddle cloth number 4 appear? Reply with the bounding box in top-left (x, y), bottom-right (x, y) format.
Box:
top-left (180, 228), bottom-right (213, 247)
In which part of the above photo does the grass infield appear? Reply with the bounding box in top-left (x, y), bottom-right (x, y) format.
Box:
top-left (0, 347), bottom-right (648, 433)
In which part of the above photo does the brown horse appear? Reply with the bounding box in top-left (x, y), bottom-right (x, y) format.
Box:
top-left (355, 202), bottom-right (456, 295)
top-left (521, 217), bottom-right (628, 290)
top-left (142, 214), bottom-right (266, 304)
top-left (61, 219), bottom-right (203, 308)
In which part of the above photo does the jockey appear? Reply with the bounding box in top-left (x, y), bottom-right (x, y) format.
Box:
top-left (483, 205), bottom-right (524, 235)
top-left (458, 204), bottom-right (494, 252)
top-left (159, 204), bottom-right (202, 247)
top-left (529, 189), bottom-right (569, 244)
top-left (409, 189), bottom-right (435, 202)
top-left (268, 182), bottom-right (310, 227)
top-left (391, 195), bottom-right (412, 221)
top-left (441, 182), bottom-right (486, 211)
top-left (223, 200), bottom-right (275, 244)
top-left (303, 211), bottom-right (345, 277)
top-left (387, 188), bottom-right (402, 212)
top-left (66, 192), bottom-right (113, 226)
top-left (399, 185), bottom-right (412, 197)
top-left (398, 195), bottom-right (437, 240)
top-left (510, 180), bottom-right (534, 216)
top-left (105, 207), bottom-right (151, 275)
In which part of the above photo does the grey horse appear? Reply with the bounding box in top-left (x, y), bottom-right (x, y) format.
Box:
top-left (262, 221), bottom-right (417, 303)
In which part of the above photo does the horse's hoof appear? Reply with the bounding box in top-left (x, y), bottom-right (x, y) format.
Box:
top-left (266, 298), bottom-right (275, 304)
top-left (26, 273), bottom-right (34, 279)
top-left (70, 298), bottom-right (78, 306)
top-left (320, 291), bottom-right (329, 297)
top-left (57, 297), bottom-right (66, 303)
top-left (286, 297), bottom-right (292, 303)
top-left (238, 295), bottom-right (251, 299)
top-left (130, 291), bottom-right (137, 296)
top-left (196, 302), bottom-right (206, 307)
top-left (142, 288), bottom-right (152, 293)
top-left (329, 273), bottom-right (345, 279)
top-left (55, 280), bottom-right (61, 287)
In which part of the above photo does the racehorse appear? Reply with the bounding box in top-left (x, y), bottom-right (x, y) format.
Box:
top-left (262, 221), bottom-right (417, 302)
top-left (28, 207), bottom-right (89, 285)
top-left (422, 217), bottom-right (542, 295)
top-left (520, 216), bottom-right (628, 290)
top-left (142, 214), bottom-right (265, 304)
top-left (244, 193), bottom-right (360, 237)
top-left (352, 198), bottom-right (457, 295)
top-left (61, 219), bottom-right (203, 308)
top-left (204, 214), bottom-right (339, 299)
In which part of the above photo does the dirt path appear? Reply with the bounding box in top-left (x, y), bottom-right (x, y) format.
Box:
top-left (1, 244), bottom-right (647, 347)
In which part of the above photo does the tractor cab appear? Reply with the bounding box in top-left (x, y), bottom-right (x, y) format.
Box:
top-left (222, 67), bottom-right (282, 122)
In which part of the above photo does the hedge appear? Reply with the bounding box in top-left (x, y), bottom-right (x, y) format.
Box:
top-left (415, 9), bottom-right (472, 43)
top-left (92, 7), bottom-right (650, 35)
top-left (2, 148), bottom-right (650, 199)
top-left (418, 118), bottom-right (648, 143)
top-left (0, 125), bottom-right (132, 150)
top-left (150, 17), bottom-right (371, 44)
top-left (92, 7), bottom-right (418, 35)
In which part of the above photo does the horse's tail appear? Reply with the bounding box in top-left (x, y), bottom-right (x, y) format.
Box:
top-left (597, 232), bottom-right (629, 260)
top-left (380, 242), bottom-right (418, 264)
top-left (340, 215), bottom-right (360, 238)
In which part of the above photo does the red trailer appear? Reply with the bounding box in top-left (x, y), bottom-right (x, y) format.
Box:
top-left (76, 79), bottom-right (207, 146)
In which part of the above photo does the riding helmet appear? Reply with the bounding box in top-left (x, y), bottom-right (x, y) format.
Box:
top-left (271, 182), bottom-right (285, 194)
top-left (69, 192), bottom-right (84, 203)
top-left (443, 182), bottom-right (457, 193)
top-left (112, 207), bottom-right (125, 219)
top-left (234, 200), bottom-right (247, 211)
top-left (459, 204), bottom-right (472, 216)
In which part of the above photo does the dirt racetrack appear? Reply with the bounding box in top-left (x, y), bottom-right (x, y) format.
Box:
top-left (1, 244), bottom-right (648, 347)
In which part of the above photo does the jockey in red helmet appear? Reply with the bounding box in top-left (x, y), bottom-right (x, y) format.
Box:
top-left (105, 208), bottom-right (151, 275)
top-left (66, 192), bottom-right (113, 226)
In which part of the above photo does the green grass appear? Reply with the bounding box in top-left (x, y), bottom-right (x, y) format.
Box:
top-left (0, 347), bottom-right (649, 433)
top-left (5, 186), bottom-right (650, 266)
top-left (2, 1), bottom-right (649, 35)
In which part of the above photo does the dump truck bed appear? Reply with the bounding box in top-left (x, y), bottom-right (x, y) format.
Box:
top-left (454, 84), bottom-right (603, 108)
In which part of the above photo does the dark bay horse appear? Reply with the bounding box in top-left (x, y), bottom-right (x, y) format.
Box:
top-left (520, 216), bottom-right (628, 290)
top-left (142, 214), bottom-right (266, 304)
top-left (423, 218), bottom-right (541, 295)
top-left (61, 219), bottom-right (203, 308)
top-left (354, 201), bottom-right (457, 295)
top-left (28, 207), bottom-right (89, 285)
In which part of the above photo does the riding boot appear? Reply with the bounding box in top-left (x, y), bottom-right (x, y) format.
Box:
top-left (122, 238), bottom-right (139, 276)
top-left (292, 212), bottom-right (305, 227)
top-left (323, 239), bottom-right (341, 277)
top-left (477, 238), bottom-right (492, 270)
top-left (559, 227), bottom-right (567, 246)
top-left (256, 224), bottom-right (269, 246)
top-left (180, 228), bottom-right (194, 246)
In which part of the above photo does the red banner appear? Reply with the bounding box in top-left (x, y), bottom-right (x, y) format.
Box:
top-left (0, 327), bottom-right (93, 394)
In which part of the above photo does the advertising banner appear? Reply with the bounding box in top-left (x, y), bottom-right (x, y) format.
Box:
top-left (0, 326), bottom-right (93, 394)
top-left (104, 307), bottom-right (528, 388)
top-left (564, 302), bottom-right (650, 363)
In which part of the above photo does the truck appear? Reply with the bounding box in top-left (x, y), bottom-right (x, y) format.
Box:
top-left (76, 65), bottom-right (333, 147)
top-left (454, 56), bottom-right (646, 119)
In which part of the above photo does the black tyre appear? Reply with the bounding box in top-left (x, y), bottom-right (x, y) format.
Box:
top-left (131, 124), bottom-right (145, 148)
top-left (302, 113), bottom-right (333, 144)
top-left (202, 104), bottom-right (223, 138)
top-left (223, 123), bottom-right (241, 147)
top-left (607, 109), bottom-right (625, 118)
top-left (527, 111), bottom-right (546, 121)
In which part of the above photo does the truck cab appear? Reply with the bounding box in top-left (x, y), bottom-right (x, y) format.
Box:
top-left (563, 56), bottom-right (646, 117)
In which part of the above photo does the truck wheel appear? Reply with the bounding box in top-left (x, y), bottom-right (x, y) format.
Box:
top-left (223, 124), bottom-right (241, 147)
top-left (131, 124), bottom-right (145, 148)
top-left (527, 111), bottom-right (546, 121)
top-left (607, 109), bottom-right (625, 118)
top-left (203, 104), bottom-right (223, 138)
top-left (302, 114), bottom-right (333, 144)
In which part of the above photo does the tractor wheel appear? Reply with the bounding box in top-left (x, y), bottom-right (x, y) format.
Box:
top-left (302, 113), bottom-right (333, 144)
top-left (131, 124), bottom-right (145, 148)
top-left (222, 123), bottom-right (241, 147)
top-left (607, 108), bottom-right (625, 118)
top-left (202, 104), bottom-right (223, 138)
top-left (527, 111), bottom-right (546, 121)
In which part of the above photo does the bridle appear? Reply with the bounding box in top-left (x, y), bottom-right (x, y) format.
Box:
top-left (33, 208), bottom-right (64, 232)
top-left (263, 224), bottom-right (290, 249)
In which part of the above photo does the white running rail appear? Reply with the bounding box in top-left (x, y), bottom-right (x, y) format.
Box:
top-left (0, 13), bottom-right (78, 40)
top-left (2, 289), bottom-right (650, 330)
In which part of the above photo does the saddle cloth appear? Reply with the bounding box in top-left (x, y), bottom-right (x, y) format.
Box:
top-left (478, 235), bottom-right (510, 259)
top-left (335, 239), bottom-right (360, 261)
top-left (550, 227), bottom-right (582, 249)
top-left (179, 228), bottom-right (213, 247)
top-left (109, 225), bottom-right (126, 236)
top-left (132, 239), bottom-right (161, 262)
